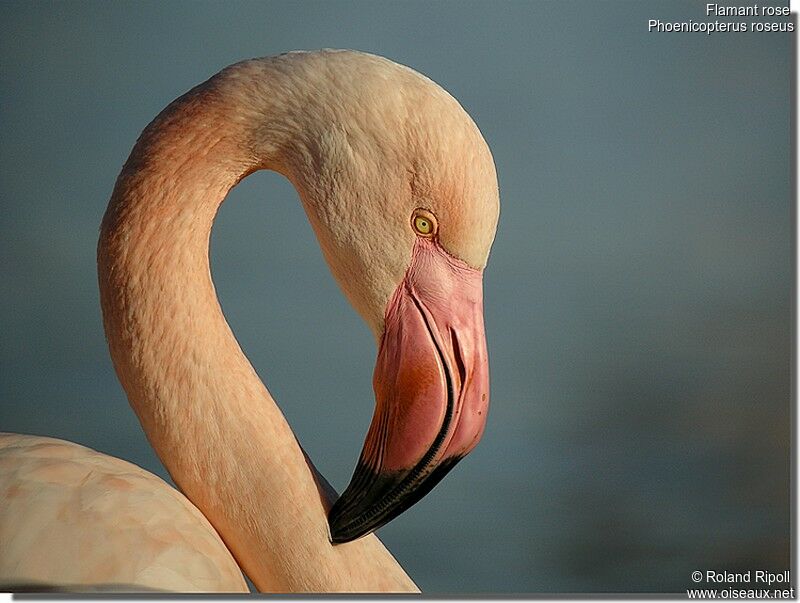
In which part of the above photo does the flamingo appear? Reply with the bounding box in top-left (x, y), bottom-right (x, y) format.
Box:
top-left (0, 49), bottom-right (499, 593)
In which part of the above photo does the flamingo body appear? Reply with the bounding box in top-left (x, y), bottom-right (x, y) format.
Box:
top-left (0, 434), bottom-right (247, 592)
top-left (0, 49), bottom-right (498, 593)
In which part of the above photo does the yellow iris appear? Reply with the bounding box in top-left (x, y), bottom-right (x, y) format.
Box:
top-left (412, 209), bottom-right (437, 236)
top-left (414, 216), bottom-right (432, 234)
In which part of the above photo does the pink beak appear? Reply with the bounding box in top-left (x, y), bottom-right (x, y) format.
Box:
top-left (329, 238), bottom-right (489, 543)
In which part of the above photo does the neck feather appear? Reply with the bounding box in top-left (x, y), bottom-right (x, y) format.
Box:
top-left (98, 67), bottom-right (417, 592)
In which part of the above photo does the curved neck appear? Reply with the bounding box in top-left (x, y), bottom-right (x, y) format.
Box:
top-left (98, 70), bottom-right (417, 592)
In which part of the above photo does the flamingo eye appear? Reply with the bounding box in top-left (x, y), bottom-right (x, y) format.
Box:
top-left (412, 209), bottom-right (437, 237)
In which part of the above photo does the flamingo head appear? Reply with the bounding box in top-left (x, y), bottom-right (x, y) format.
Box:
top-left (249, 51), bottom-right (499, 543)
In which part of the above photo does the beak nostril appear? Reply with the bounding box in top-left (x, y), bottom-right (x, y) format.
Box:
top-left (450, 327), bottom-right (468, 390)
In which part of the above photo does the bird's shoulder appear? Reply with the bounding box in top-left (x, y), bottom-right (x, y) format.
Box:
top-left (0, 433), bottom-right (248, 592)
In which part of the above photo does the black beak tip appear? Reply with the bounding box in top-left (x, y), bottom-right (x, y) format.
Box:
top-left (327, 513), bottom-right (362, 545)
top-left (327, 456), bottom-right (466, 546)
top-left (328, 525), bottom-right (356, 545)
top-left (327, 461), bottom-right (398, 545)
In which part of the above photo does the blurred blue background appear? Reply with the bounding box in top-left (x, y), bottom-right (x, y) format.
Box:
top-left (0, 0), bottom-right (791, 594)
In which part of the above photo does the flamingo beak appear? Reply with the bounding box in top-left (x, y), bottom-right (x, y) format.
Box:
top-left (328, 238), bottom-right (489, 544)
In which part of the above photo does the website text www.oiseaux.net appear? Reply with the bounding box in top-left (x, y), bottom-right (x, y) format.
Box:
top-left (686, 570), bottom-right (792, 599)
top-left (687, 587), bottom-right (794, 599)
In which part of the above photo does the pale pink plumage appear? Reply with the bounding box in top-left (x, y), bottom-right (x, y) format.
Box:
top-left (0, 49), bottom-right (497, 593)
top-left (0, 434), bottom-right (246, 592)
